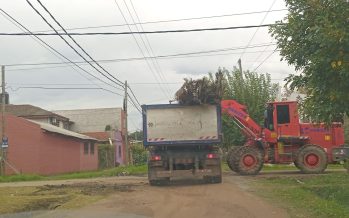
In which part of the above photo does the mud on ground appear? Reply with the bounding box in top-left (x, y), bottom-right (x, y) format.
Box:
top-left (0, 181), bottom-right (138, 215)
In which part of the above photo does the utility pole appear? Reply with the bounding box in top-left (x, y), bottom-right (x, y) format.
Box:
top-left (0, 66), bottom-right (5, 176)
top-left (124, 80), bottom-right (129, 165)
top-left (238, 58), bottom-right (243, 78)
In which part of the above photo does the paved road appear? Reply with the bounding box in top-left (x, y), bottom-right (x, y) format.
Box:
top-left (0, 174), bottom-right (289, 218)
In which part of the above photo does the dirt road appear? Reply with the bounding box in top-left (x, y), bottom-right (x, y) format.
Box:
top-left (0, 174), bottom-right (289, 218)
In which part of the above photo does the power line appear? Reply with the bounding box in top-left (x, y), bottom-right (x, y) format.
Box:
top-left (0, 23), bottom-right (278, 36)
top-left (127, 97), bottom-right (142, 114)
top-left (5, 49), bottom-right (279, 75)
top-left (239, 0), bottom-right (278, 59)
top-left (114, 0), bottom-right (169, 99)
top-left (26, 0), bottom-right (124, 89)
top-left (247, 42), bottom-right (274, 71)
top-left (31, 8), bottom-right (287, 33)
top-left (5, 43), bottom-right (276, 67)
top-left (7, 82), bottom-right (180, 86)
top-left (126, 0), bottom-right (172, 97)
top-left (34, 0), bottom-right (125, 87)
top-left (0, 8), bottom-right (120, 91)
top-left (127, 84), bottom-right (141, 107)
top-left (7, 86), bottom-right (124, 96)
top-left (7, 83), bottom-right (109, 86)
top-left (5, 48), bottom-right (279, 73)
top-left (130, 82), bottom-right (182, 85)
top-left (252, 49), bottom-right (277, 72)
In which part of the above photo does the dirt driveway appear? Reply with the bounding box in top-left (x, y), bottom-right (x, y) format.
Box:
top-left (0, 173), bottom-right (289, 218)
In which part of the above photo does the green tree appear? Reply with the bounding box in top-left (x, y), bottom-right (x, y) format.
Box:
top-left (269, 0), bottom-right (349, 123)
top-left (129, 130), bottom-right (143, 141)
top-left (222, 67), bottom-right (278, 148)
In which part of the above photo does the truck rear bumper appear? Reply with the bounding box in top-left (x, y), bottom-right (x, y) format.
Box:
top-left (155, 169), bottom-right (218, 178)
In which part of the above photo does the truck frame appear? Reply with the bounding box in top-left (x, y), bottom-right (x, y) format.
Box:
top-left (142, 104), bottom-right (222, 185)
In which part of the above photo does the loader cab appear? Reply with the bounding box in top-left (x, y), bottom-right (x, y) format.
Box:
top-left (272, 101), bottom-right (301, 137)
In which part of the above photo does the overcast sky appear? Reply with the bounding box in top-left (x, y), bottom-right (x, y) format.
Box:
top-left (0, 0), bottom-right (295, 131)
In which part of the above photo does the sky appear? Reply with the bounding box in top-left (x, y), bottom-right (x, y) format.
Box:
top-left (0, 0), bottom-right (295, 131)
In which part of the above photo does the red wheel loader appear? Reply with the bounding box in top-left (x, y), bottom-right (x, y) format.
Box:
top-left (222, 100), bottom-right (349, 175)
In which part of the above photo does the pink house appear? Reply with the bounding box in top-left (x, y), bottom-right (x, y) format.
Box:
top-left (2, 114), bottom-right (98, 175)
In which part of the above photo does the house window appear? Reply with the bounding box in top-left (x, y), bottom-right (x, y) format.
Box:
top-left (84, 142), bottom-right (89, 155)
top-left (49, 117), bottom-right (59, 126)
top-left (90, 142), bottom-right (95, 155)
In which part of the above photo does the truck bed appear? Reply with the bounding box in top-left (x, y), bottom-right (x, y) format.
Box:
top-left (142, 104), bottom-right (222, 146)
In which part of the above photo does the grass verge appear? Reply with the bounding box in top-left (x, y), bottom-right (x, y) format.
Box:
top-left (253, 173), bottom-right (349, 218)
top-left (222, 162), bottom-right (345, 172)
top-left (0, 164), bottom-right (147, 183)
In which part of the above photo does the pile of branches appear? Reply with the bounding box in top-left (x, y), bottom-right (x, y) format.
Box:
top-left (175, 71), bottom-right (225, 105)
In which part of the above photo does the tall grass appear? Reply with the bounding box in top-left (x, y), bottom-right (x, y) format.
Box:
top-left (0, 165), bottom-right (147, 183)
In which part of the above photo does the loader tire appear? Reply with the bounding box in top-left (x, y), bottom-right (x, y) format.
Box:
top-left (233, 146), bottom-right (264, 175)
top-left (226, 146), bottom-right (241, 173)
top-left (295, 145), bottom-right (328, 174)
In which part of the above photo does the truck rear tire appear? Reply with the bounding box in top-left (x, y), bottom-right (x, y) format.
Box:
top-left (227, 146), bottom-right (241, 173)
top-left (295, 145), bottom-right (328, 174)
top-left (233, 146), bottom-right (264, 175)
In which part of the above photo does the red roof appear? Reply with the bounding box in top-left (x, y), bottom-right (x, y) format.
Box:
top-left (83, 132), bottom-right (110, 141)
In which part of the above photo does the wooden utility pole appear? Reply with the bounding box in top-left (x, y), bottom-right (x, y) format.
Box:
top-left (0, 66), bottom-right (5, 175)
top-left (124, 80), bottom-right (129, 165)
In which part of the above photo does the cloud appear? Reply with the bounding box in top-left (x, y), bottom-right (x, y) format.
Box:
top-left (1, 0), bottom-right (292, 131)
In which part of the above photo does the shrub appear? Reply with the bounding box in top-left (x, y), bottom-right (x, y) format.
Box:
top-left (131, 143), bottom-right (147, 166)
top-left (98, 144), bottom-right (115, 169)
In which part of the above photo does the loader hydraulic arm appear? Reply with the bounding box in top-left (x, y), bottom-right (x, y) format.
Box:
top-left (221, 100), bottom-right (263, 140)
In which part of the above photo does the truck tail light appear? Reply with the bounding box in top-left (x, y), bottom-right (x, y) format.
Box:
top-left (206, 153), bottom-right (218, 159)
top-left (151, 155), bottom-right (161, 161)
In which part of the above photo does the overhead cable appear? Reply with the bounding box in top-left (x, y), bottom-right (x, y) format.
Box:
top-left (8, 86), bottom-right (124, 96)
top-left (114, 0), bottom-right (169, 98)
top-left (252, 49), bottom-right (277, 72)
top-left (26, 0), bottom-right (124, 88)
top-left (127, 84), bottom-right (142, 107)
top-left (126, 0), bottom-right (172, 97)
top-left (239, 0), bottom-right (278, 59)
top-left (0, 8), bottom-right (121, 91)
top-left (31, 8), bottom-right (287, 33)
top-left (34, 0), bottom-right (125, 87)
top-left (0, 23), bottom-right (279, 36)
top-left (5, 43), bottom-right (276, 67)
